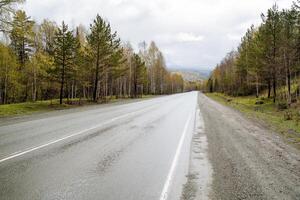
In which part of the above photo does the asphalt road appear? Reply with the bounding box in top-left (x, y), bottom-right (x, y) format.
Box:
top-left (0, 92), bottom-right (199, 200)
top-left (1, 92), bottom-right (300, 200)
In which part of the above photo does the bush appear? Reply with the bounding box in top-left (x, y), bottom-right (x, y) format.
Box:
top-left (295, 111), bottom-right (300, 125)
top-left (255, 100), bottom-right (264, 105)
top-left (291, 97), bottom-right (297, 103)
top-left (277, 102), bottom-right (288, 110)
top-left (284, 111), bottom-right (293, 121)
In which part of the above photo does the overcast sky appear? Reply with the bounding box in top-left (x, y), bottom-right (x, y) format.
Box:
top-left (22, 0), bottom-right (293, 70)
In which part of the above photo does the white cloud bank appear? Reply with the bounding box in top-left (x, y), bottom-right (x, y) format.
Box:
top-left (21, 0), bottom-right (293, 70)
top-left (176, 33), bottom-right (204, 42)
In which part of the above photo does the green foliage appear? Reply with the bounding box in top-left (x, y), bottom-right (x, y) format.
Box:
top-left (10, 10), bottom-right (34, 68)
top-left (208, 2), bottom-right (300, 105)
top-left (277, 102), bottom-right (288, 110)
top-left (39, 19), bottom-right (57, 55)
top-left (0, 43), bottom-right (19, 103)
top-left (87, 14), bottom-right (119, 101)
top-left (53, 21), bottom-right (76, 75)
top-left (131, 53), bottom-right (146, 97)
top-left (0, 9), bottom-right (185, 106)
top-left (53, 21), bottom-right (77, 104)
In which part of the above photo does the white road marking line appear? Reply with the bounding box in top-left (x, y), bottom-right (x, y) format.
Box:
top-left (0, 105), bottom-right (156, 164)
top-left (159, 114), bottom-right (192, 200)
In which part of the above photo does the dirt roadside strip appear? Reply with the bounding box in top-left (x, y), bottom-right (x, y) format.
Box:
top-left (181, 97), bottom-right (213, 200)
top-left (190, 93), bottom-right (300, 200)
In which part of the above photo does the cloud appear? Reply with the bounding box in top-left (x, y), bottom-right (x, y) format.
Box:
top-left (227, 33), bottom-right (242, 41)
top-left (21, 0), bottom-right (293, 70)
top-left (176, 33), bottom-right (204, 42)
top-left (155, 32), bottom-right (204, 44)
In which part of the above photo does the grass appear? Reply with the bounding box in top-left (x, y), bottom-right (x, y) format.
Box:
top-left (0, 100), bottom-right (82, 117)
top-left (206, 93), bottom-right (300, 147)
top-left (0, 95), bottom-right (156, 118)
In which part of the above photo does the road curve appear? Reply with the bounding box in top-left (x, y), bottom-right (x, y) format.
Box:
top-left (0, 92), bottom-right (199, 200)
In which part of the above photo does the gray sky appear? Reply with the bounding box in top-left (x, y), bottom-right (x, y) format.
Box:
top-left (22, 0), bottom-right (293, 70)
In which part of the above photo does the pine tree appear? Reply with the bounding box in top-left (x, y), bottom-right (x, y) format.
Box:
top-left (10, 10), bottom-right (34, 101)
top-left (281, 8), bottom-right (297, 104)
top-left (10, 10), bottom-right (34, 69)
top-left (53, 21), bottom-right (76, 104)
top-left (132, 53), bottom-right (146, 98)
top-left (262, 4), bottom-right (282, 102)
top-left (87, 14), bottom-right (116, 101)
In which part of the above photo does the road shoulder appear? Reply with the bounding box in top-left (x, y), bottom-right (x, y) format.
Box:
top-left (199, 93), bottom-right (300, 200)
top-left (206, 93), bottom-right (300, 149)
top-left (181, 93), bottom-right (213, 200)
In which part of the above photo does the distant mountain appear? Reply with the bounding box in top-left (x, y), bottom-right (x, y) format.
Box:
top-left (170, 69), bottom-right (211, 82)
top-left (197, 69), bottom-right (211, 78)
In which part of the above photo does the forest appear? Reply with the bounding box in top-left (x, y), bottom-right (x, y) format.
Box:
top-left (207, 1), bottom-right (300, 105)
top-left (0, 0), bottom-right (185, 105)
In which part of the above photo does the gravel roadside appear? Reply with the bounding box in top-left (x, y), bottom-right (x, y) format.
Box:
top-left (198, 93), bottom-right (300, 200)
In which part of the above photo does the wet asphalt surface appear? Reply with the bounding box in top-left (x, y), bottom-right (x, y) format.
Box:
top-left (1, 92), bottom-right (300, 200)
top-left (0, 92), bottom-right (198, 200)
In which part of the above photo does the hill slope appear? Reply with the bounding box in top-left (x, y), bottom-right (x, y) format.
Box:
top-left (171, 69), bottom-right (210, 82)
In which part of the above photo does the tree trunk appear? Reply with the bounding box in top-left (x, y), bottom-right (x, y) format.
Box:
top-left (268, 79), bottom-right (271, 98)
top-left (93, 44), bottom-right (100, 102)
top-left (273, 74), bottom-right (276, 103)
top-left (284, 50), bottom-right (291, 105)
top-left (3, 63), bottom-right (8, 104)
top-left (71, 81), bottom-right (74, 99)
top-left (66, 81), bottom-right (70, 104)
top-left (105, 71), bottom-right (108, 99)
top-left (75, 84), bottom-right (77, 99)
top-left (287, 66), bottom-right (291, 105)
top-left (60, 57), bottom-right (65, 105)
top-left (33, 66), bottom-right (37, 102)
top-left (83, 85), bottom-right (86, 99)
top-left (256, 73), bottom-right (259, 98)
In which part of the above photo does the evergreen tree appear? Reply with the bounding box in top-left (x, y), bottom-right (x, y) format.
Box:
top-left (208, 3), bottom-right (300, 105)
top-left (132, 53), bottom-right (146, 98)
top-left (53, 21), bottom-right (76, 104)
top-left (10, 10), bottom-right (34, 69)
top-left (263, 4), bottom-right (282, 102)
top-left (87, 14), bottom-right (117, 101)
top-left (10, 10), bottom-right (34, 101)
